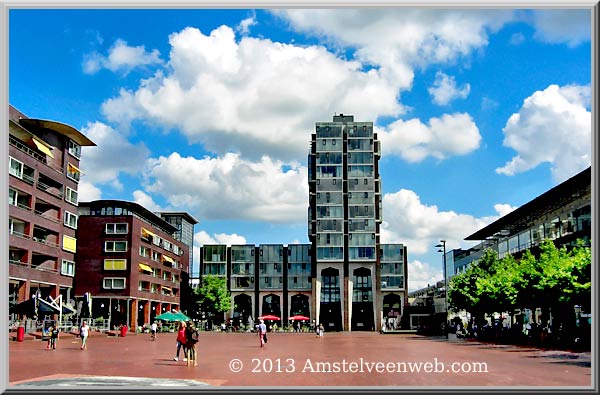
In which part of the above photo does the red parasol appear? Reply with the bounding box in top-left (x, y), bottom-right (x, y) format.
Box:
top-left (258, 314), bottom-right (281, 321)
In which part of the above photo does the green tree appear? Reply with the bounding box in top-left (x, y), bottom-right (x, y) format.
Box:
top-left (193, 275), bottom-right (231, 321)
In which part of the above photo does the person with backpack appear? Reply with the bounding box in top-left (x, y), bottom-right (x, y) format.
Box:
top-left (184, 322), bottom-right (199, 367)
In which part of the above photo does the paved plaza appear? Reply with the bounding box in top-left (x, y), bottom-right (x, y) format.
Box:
top-left (7, 331), bottom-right (592, 389)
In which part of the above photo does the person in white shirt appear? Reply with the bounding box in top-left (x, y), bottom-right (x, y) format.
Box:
top-left (151, 322), bottom-right (158, 340)
top-left (79, 320), bottom-right (90, 350)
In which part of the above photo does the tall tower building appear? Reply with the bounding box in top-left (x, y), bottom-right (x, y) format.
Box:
top-left (308, 114), bottom-right (407, 331)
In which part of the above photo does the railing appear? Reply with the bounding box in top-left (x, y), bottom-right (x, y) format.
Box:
top-left (34, 209), bottom-right (61, 224)
top-left (9, 259), bottom-right (29, 267)
top-left (36, 180), bottom-right (64, 199)
top-left (32, 237), bottom-right (60, 248)
top-left (11, 202), bottom-right (33, 212)
top-left (9, 136), bottom-right (64, 175)
top-left (9, 230), bottom-right (30, 239)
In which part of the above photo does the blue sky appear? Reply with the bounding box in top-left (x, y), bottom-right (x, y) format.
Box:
top-left (7, 7), bottom-right (592, 290)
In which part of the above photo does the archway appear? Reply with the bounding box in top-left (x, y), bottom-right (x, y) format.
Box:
top-left (351, 267), bottom-right (374, 331)
top-left (319, 267), bottom-right (342, 331)
top-left (233, 294), bottom-right (253, 327)
top-left (382, 293), bottom-right (402, 330)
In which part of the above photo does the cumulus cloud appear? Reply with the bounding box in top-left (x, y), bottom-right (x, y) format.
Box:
top-left (378, 113), bottom-right (481, 162)
top-left (237, 15), bottom-right (257, 35)
top-left (79, 121), bottom-right (150, 190)
top-left (380, 189), bottom-right (516, 290)
top-left (77, 180), bottom-right (102, 202)
top-left (380, 189), bottom-right (506, 255)
top-left (141, 152), bottom-right (308, 223)
top-left (274, 9), bottom-right (513, 86)
top-left (428, 71), bottom-right (470, 106)
top-left (531, 9), bottom-right (590, 48)
top-left (194, 230), bottom-right (247, 246)
top-left (407, 259), bottom-right (441, 292)
top-left (101, 25), bottom-right (403, 162)
top-left (132, 190), bottom-right (163, 212)
top-left (82, 38), bottom-right (163, 75)
top-left (496, 84), bottom-right (591, 183)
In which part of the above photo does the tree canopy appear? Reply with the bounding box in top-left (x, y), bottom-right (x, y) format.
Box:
top-left (192, 275), bottom-right (231, 319)
top-left (448, 239), bottom-right (591, 322)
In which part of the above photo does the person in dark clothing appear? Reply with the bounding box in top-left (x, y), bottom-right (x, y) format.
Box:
top-left (184, 322), bottom-right (199, 367)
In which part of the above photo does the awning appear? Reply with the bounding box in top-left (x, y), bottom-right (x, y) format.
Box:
top-left (138, 263), bottom-right (153, 273)
top-left (62, 235), bottom-right (77, 253)
top-left (68, 162), bottom-right (84, 174)
top-left (31, 137), bottom-right (55, 158)
top-left (141, 228), bottom-right (157, 238)
top-left (162, 255), bottom-right (175, 264)
top-left (162, 286), bottom-right (172, 292)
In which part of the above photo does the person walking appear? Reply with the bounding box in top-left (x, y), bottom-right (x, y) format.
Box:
top-left (79, 320), bottom-right (90, 350)
top-left (47, 325), bottom-right (59, 350)
top-left (257, 318), bottom-right (267, 347)
top-left (150, 321), bottom-right (158, 341)
top-left (318, 323), bottom-right (324, 338)
top-left (184, 322), bottom-right (199, 367)
top-left (173, 321), bottom-right (187, 362)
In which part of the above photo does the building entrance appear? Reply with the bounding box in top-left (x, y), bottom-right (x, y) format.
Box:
top-left (319, 268), bottom-right (342, 331)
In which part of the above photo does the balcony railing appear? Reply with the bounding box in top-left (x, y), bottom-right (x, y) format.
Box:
top-left (34, 210), bottom-right (61, 224)
top-left (9, 135), bottom-right (63, 175)
top-left (32, 237), bottom-right (60, 248)
top-left (36, 180), bottom-right (64, 199)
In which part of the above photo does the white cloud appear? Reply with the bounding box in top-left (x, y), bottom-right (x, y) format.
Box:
top-left (79, 121), bottom-right (150, 189)
top-left (531, 10), bottom-right (590, 48)
top-left (77, 180), bottom-right (102, 202)
top-left (274, 9), bottom-right (513, 86)
top-left (493, 203), bottom-right (517, 217)
top-left (132, 190), bottom-right (163, 212)
top-left (380, 189), bottom-right (513, 291)
top-left (428, 71), bottom-right (470, 106)
top-left (82, 38), bottom-right (163, 75)
top-left (380, 189), bottom-right (509, 255)
top-left (101, 25), bottom-right (403, 162)
top-left (378, 113), bottom-right (481, 162)
top-left (496, 84), bottom-right (591, 183)
top-left (407, 259), bottom-right (441, 292)
top-left (237, 15), bottom-right (257, 35)
top-left (194, 230), bottom-right (247, 246)
top-left (142, 152), bottom-right (308, 223)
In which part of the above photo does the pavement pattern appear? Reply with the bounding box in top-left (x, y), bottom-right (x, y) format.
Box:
top-left (7, 331), bottom-right (592, 389)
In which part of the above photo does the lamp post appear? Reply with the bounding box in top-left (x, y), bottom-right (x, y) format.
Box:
top-left (435, 240), bottom-right (447, 337)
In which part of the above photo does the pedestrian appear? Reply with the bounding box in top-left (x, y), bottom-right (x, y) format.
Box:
top-left (47, 325), bottom-right (59, 350)
top-left (150, 321), bottom-right (158, 341)
top-left (318, 323), bottom-right (324, 337)
top-left (173, 321), bottom-right (187, 362)
top-left (79, 320), bottom-right (90, 350)
top-left (184, 322), bottom-right (199, 367)
top-left (257, 318), bottom-right (267, 347)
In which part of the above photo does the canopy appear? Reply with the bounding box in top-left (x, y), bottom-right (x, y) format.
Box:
top-left (154, 311), bottom-right (179, 322)
top-left (289, 315), bottom-right (310, 321)
top-left (258, 314), bottom-right (280, 321)
top-left (9, 297), bottom-right (76, 316)
top-left (155, 310), bottom-right (190, 322)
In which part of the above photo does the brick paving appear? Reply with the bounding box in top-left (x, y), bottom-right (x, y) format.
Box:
top-left (7, 331), bottom-right (592, 388)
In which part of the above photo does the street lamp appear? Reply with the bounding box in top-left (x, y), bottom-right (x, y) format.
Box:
top-left (435, 240), bottom-right (448, 337)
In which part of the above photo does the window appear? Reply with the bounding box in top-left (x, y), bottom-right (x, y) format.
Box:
top-left (9, 157), bottom-right (23, 178)
top-left (64, 211), bottom-right (78, 229)
top-left (106, 223), bottom-right (128, 234)
top-left (68, 140), bottom-right (81, 158)
top-left (105, 241), bottom-right (127, 252)
top-left (103, 277), bottom-right (126, 289)
top-left (104, 259), bottom-right (127, 270)
top-left (65, 187), bottom-right (78, 205)
top-left (61, 260), bottom-right (75, 277)
top-left (140, 245), bottom-right (150, 258)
